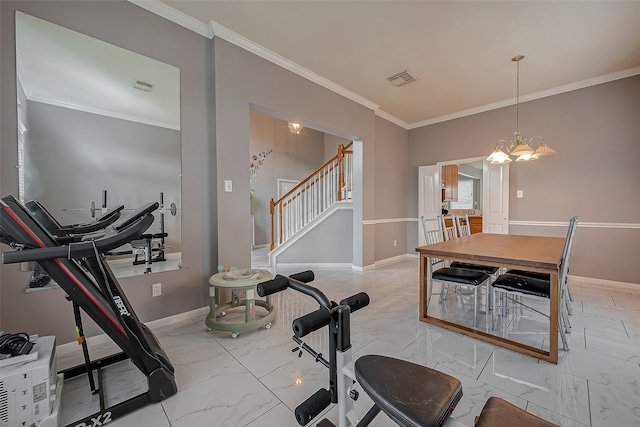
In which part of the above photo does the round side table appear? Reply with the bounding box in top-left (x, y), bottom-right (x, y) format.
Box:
top-left (206, 269), bottom-right (274, 338)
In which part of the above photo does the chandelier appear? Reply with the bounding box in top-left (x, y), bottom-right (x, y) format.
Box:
top-left (288, 122), bottom-right (303, 134)
top-left (486, 55), bottom-right (556, 164)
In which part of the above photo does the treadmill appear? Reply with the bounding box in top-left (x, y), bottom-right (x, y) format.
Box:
top-left (25, 199), bottom-right (125, 238)
top-left (22, 200), bottom-right (129, 288)
top-left (0, 195), bottom-right (177, 426)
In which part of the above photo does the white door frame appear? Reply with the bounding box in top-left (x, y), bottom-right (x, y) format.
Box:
top-left (420, 155), bottom-right (509, 234)
top-left (418, 165), bottom-right (441, 246)
top-left (482, 160), bottom-right (510, 234)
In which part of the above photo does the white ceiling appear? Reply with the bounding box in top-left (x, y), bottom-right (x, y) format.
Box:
top-left (16, 12), bottom-right (181, 130)
top-left (161, 0), bottom-right (640, 128)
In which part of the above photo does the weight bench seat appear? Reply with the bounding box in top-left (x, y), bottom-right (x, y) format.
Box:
top-left (355, 355), bottom-right (462, 427)
top-left (475, 397), bottom-right (558, 426)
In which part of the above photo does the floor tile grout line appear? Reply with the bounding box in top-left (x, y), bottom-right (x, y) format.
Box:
top-left (586, 378), bottom-right (592, 427)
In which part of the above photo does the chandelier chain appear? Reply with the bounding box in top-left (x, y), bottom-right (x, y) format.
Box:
top-left (516, 58), bottom-right (519, 133)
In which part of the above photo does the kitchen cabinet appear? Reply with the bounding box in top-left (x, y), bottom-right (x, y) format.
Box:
top-left (441, 165), bottom-right (458, 202)
top-left (469, 216), bottom-right (483, 234)
top-left (443, 215), bottom-right (482, 235)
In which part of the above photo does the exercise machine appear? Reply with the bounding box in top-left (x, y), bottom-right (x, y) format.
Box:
top-left (257, 271), bottom-right (463, 427)
top-left (25, 199), bottom-right (125, 239)
top-left (24, 199), bottom-right (125, 288)
top-left (107, 193), bottom-right (175, 274)
top-left (1, 195), bottom-right (177, 426)
top-left (257, 271), bottom-right (559, 427)
top-left (130, 193), bottom-right (171, 273)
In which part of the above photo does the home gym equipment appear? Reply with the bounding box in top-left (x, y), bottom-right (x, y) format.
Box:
top-left (257, 271), bottom-right (559, 427)
top-left (105, 193), bottom-right (175, 273)
top-left (26, 199), bottom-right (125, 239)
top-left (23, 199), bottom-right (152, 287)
top-left (257, 271), bottom-right (463, 427)
top-left (130, 193), bottom-right (171, 273)
top-left (1, 195), bottom-right (177, 426)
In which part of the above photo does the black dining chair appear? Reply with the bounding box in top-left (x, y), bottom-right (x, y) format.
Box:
top-left (491, 216), bottom-right (579, 351)
top-left (422, 223), bottom-right (491, 327)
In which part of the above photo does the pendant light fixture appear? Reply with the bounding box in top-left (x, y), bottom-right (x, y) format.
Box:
top-left (487, 55), bottom-right (556, 164)
top-left (288, 122), bottom-right (303, 134)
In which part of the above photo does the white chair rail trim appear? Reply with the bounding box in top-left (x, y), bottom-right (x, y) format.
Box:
top-left (387, 218), bottom-right (639, 229)
top-left (510, 220), bottom-right (640, 229)
top-left (363, 218), bottom-right (418, 225)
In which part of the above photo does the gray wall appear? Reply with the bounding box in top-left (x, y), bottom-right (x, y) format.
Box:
top-left (324, 134), bottom-right (350, 162)
top-left (1, 1), bottom-right (215, 343)
top-left (409, 76), bottom-right (640, 284)
top-left (214, 37), bottom-right (379, 270)
top-left (249, 110), bottom-right (325, 247)
top-left (373, 116), bottom-right (411, 259)
top-left (275, 207), bottom-right (353, 264)
top-left (26, 101), bottom-right (182, 252)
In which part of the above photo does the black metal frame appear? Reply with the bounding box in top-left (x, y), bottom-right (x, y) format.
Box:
top-left (0, 195), bottom-right (177, 426)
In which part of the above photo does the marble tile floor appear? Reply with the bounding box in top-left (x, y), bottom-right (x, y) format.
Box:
top-left (57, 259), bottom-right (640, 427)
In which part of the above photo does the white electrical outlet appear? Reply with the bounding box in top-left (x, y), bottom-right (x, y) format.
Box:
top-left (394, 240), bottom-right (398, 247)
top-left (517, 190), bottom-right (524, 199)
top-left (152, 283), bottom-right (161, 297)
top-left (224, 180), bottom-right (233, 192)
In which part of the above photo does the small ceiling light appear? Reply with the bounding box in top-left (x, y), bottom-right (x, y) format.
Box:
top-left (487, 55), bottom-right (557, 164)
top-left (288, 122), bottom-right (303, 135)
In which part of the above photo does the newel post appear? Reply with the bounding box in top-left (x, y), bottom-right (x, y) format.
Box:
top-left (337, 144), bottom-right (345, 201)
top-left (269, 198), bottom-right (275, 251)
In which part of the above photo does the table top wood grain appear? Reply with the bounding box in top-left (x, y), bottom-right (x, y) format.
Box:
top-left (416, 233), bottom-right (565, 270)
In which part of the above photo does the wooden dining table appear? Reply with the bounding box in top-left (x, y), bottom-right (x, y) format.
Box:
top-left (416, 233), bottom-right (566, 364)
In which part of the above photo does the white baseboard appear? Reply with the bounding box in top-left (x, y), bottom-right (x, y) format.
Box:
top-left (353, 264), bottom-right (375, 272)
top-left (571, 275), bottom-right (639, 291)
top-left (374, 253), bottom-right (415, 267)
top-left (270, 262), bottom-right (351, 274)
top-left (56, 306), bottom-right (209, 354)
top-left (278, 254), bottom-right (417, 272)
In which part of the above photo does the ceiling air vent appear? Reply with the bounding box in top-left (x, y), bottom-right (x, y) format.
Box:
top-left (133, 79), bottom-right (154, 92)
top-left (387, 70), bottom-right (417, 87)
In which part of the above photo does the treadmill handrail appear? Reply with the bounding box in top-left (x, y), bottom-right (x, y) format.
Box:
top-left (2, 214), bottom-right (154, 264)
top-left (55, 205), bottom-right (125, 235)
top-left (114, 202), bottom-right (159, 231)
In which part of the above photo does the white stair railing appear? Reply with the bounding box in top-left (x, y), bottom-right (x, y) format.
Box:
top-left (270, 142), bottom-right (352, 250)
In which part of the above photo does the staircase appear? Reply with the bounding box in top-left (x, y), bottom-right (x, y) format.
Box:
top-left (270, 142), bottom-right (353, 251)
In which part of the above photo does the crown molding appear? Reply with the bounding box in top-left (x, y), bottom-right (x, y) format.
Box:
top-left (28, 95), bottom-right (181, 131)
top-left (408, 66), bottom-right (640, 129)
top-left (127, 0), bottom-right (379, 115)
top-left (375, 109), bottom-right (409, 129)
top-left (129, 1), bottom-right (640, 132)
top-left (128, 0), bottom-right (214, 38)
top-left (209, 21), bottom-right (380, 113)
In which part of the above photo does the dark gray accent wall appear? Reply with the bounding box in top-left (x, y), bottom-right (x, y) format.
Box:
top-left (1, 1), bottom-right (214, 342)
top-left (409, 76), bottom-right (640, 283)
